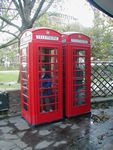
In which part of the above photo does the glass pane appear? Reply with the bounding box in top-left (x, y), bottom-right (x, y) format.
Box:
top-left (40, 56), bottom-right (58, 63)
top-left (22, 62), bottom-right (27, 71)
top-left (43, 97), bottom-right (55, 112)
top-left (23, 80), bottom-right (27, 87)
top-left (39, 72), bottom-right (58, 80)
top-left (76, 50), bottom-right (85, 56)
top-left (39, 48), bottom-right (57, 55)
top-left (75, 63), bottom-right (86, 70)
top-left (73, 78), bottom-right (85, 85)
top-left (73, 49), bottom-right (85, 56)
top-left (75, 92), bottom-right (85, 99)
top-left (24, 104), bottom-right (28, 111)
top-left (39, 64), bottom-right (57, 71)
top-left (23, 72), bottom-right (27, 79)
top-left (22, 48), bottom-right (27, 56)
top-left (23, 88), bottom-right (27, 96)
top-left (40, 104), bottom-right (55, 113)
top-left (73, 70), bottom-right (85, 77)
top-left (73, 85), bottom-right (85, 92)
top-left (41, 89), bottom-right (56, 95)
top-left (23, 96), bottom-right (27, 103)
top-left (76, 99), bottom-right (85, 106)
top-left (22, 57), bottom-right (27, 62)
top-left (75, 57), bottom-right (85, 63)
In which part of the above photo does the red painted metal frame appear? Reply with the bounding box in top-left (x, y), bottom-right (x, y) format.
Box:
top-left (62, 33), bottom-right (91, 117)
top-left (20, 28), bottom-right (63, 125)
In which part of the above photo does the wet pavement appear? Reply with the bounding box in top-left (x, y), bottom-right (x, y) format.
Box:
top-left (0, 106), bottom-right (113, 150)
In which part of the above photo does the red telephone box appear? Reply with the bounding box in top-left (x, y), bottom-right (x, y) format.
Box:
top-left (20, 28), bottom-right (63, 125)
top-left (62, 33), bottom-right (91, 117)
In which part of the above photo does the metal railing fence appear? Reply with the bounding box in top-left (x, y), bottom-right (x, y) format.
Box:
top-left (91, 61), bottom-right (113, 97)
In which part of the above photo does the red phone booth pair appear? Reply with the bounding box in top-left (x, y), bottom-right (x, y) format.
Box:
top-left (20, 28), bottom-right (91, 125)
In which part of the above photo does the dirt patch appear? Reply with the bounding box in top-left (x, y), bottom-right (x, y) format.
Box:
top-left (91, 101), bottom-right (113, 109)
top-left (8, 90), bottom-right (21, 116)
top-left (91, 110), bottom-right (110, 123)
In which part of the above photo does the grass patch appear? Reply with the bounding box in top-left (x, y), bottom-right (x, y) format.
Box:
top-left (0, 84), bottom-right (20, 89)
top-left (0, 71), bottom-right (19, 82)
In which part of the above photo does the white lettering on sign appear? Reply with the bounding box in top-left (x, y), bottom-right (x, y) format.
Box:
top-left (71, 39), bottom-right (88, 44)
top-left (36, 35), bottom-right (59, 41)
top-left (20, 31), bottom-right (32, 45)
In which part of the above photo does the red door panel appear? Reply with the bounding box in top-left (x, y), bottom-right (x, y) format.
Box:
top-left (71, 47), bottom-right (91, 116)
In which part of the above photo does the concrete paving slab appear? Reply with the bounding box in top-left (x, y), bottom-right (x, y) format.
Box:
top-left (53, 140), bottom-right (67, 147)
top-left (0, 140), bottom-right (15, 150)
top-left (0, 120), bottom-right (8, 126)
top-left (4, 133), bottom-right (18, 140)
top-left (39, 129), bottom-right (51, 136)
top-left (13, 139), bottom-right (28, 149)
top-left (0, 106), bottom-right (113, 150)
top-left (9, 116), bottom-right (30, 130)
top-left (71, 124), bottom-right (80, 129)
top-left (17, 131), bottom-right (26, 138)
top-left (24, 147), bottom-right (32, 150)
top-left (11, 147), bottom-right (22, 150)
top-left (35, 140), bottom-right (54, 149)
top-left (59, 123), bottom-right (69, 129)
top-left (0, 126), bottom-right (13, 134)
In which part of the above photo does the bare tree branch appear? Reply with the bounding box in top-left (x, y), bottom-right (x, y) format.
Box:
top-left (30, 0), bottom-right (36, 9)
top-left (0, 0), bottom-right (56, 49)
top-left (31, 0), bottom-right (46, 25)
top-left (7, 0), bottom-right (13, 13)
top-left (13, 0), bottom-right (24, 20)
top-left (0, 37), bottom-right (18, 49)
top-left (18, 0), bottom-right (26, 21)
top-left (0, 15), bottom-right (21, 31)
top-left (13, 0), bottom-right (19, 9)
top-left (0, 13), bottom-right (19, 30)
top-left (37, 0), bottom-right (55, 19)
top-left (0, 30), bottom-right (20, 39)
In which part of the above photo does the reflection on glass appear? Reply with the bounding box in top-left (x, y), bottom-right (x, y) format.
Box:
top-left (23, 96), bottom-right (27, 103)
top-left (76, 92), bottom-right (85, 99)
top-left (22, 62), bottom-right (27, 71)
top-left (73, 85), bottom-right (85, 92)
top-left (39, 47), bottom-right (58, 113)
top-left (22, 48), bottom-right (27, 56)
top-left (39, 48), bottom-right (57, 55)
top-left (73, 70), bottom-right (85, 77)
top-left (23, 72), bottom-right (27, 79)
top-left (73, 49), bottom-right (85, 56)
top-left (22, 57), bottom-right (27, 62)
top-left (75, 57), bottom-right (85, 63)
top-left (76, 50), bottom-right (85, 56)
top-left (39, 64), bottom-right (57, 71)
top-left (76, 99), bottom-right (85, 106)
top-left (23, 80), bottom-right (27, 87)
top-left (23, 88), bottom-right (27, 96)
top-left (24, 104), bottom-right (28, 111)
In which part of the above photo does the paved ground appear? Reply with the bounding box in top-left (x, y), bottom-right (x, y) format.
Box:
top-left (0, 106), bottom-right (113, 150)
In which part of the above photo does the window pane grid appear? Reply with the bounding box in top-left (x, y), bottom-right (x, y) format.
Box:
top-left (39, 47), bottom-right (58, 113)
top-left (73, 49), bottom-right (87, 107)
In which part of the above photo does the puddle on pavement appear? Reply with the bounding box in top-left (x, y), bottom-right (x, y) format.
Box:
top-left (21, 107), bottom-right (113, 149)
top-left (0, 106), bottom-right (113, 150)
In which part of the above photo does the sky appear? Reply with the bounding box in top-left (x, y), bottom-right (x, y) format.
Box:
top-left (0, 0), bottom-right (94, 44)
top-left (60, 0), bottom-right (94, 27)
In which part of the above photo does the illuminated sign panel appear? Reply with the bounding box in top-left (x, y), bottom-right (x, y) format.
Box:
top-left (36, 35), bottom-right (59, 41)
top-left (71, 39), bottom-right (88, 44)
